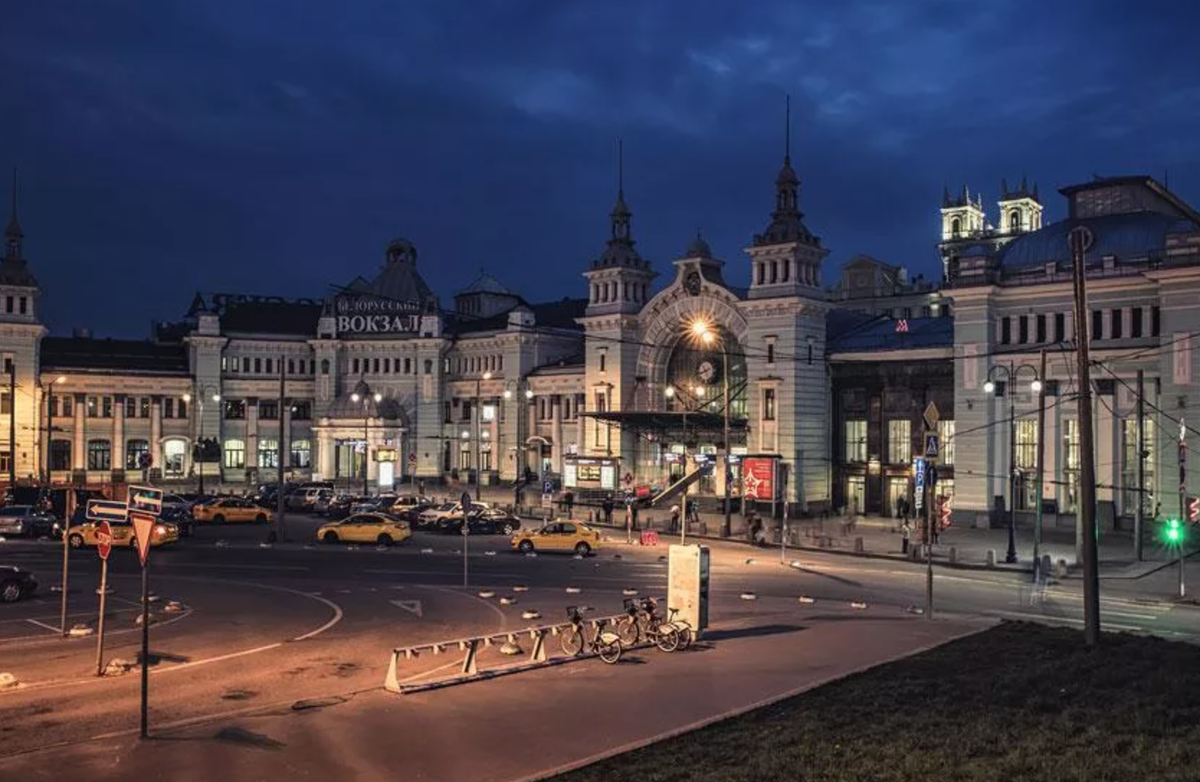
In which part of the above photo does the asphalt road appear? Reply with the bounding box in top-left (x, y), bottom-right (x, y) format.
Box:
top-left (1, 511), bottom-right (1199, 762)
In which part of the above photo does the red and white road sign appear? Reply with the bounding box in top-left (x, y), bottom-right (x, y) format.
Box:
top-left (95, 521), bottom-right (114, 561)
top-left (130, 511), bottom-right (156, 567)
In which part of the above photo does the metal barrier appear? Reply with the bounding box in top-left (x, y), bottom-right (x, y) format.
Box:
top-left (384, 612), bottom-right (628, 694)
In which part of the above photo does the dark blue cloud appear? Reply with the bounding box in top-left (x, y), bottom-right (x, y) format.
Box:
top-left (2, 0), bottom-right (1199, 335)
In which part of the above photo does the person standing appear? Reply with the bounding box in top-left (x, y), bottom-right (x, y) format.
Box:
top-left (900, 519), bottom-right (912, 555)
top-left (603, 494), bottom-right (614, 526)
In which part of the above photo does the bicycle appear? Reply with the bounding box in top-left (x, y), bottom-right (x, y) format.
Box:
top-left (666, 606), bottom-right (695, 651)
top-left (560, 606), bottom-right (623, 664)
top-left (616, 597), bottom-right (681, 652)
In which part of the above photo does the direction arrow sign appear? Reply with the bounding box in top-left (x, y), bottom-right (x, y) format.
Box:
top-left (130, 511), bottom-right (156, 567)
top-left (128, 485), bottom-right (163, 517)
top-left (95, 521), bottom-right (114, 561)
top-left (923, 402), bottom-right (940, 431)
top-left (389, 599), bottom-right (423, 618)
top-left (87, 499), bottom-right (128, 523)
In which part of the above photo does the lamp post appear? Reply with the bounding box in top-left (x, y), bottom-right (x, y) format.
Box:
top-left (983, 361), bottom-right (1042, 565)
top-left (185, 387), bottom-right (221, 496)
top-left (350, 384), bottom-right (382, 497)
top-left (474, 371), bottom-right (492, 501)
top-left (38, 375), bottom-right (66, 483)
top-left (503, 378), bottom-right (534, 483)
top-left (690, 319), bottom-right (734, 538)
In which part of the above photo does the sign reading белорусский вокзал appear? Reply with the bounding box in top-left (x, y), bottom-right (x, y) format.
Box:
top-left (335, 295), bottom-right (422, 335)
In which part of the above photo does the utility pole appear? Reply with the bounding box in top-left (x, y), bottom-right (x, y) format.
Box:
top-left (721, 344), bottom-right (732, 538)
top-left (1033, 349), bottom-right (1047, 580)
top-left (1069, 225), bottom-right (1101, 645)
top-left (8, 360), bottom-right (16, 490)
top-left (1135, 369), bottom-right (1145, 562)
top-left (1178, 417), bottom-right (1187, 598)
top-left (274, 358), bottom-right (286, 543)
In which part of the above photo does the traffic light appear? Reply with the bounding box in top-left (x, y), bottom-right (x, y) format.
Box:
top-left (1165, 517), bottom-right (1184, 545)
top-left (939, 495), bottom-right (952, 529)
top-left (1189, 496), bottom-right (1200, 524)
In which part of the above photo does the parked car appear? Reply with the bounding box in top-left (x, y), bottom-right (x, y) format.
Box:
top-left (0, 505), bottom-right (57, 538)
top-left (160, 493), bottom-right (194, 515)
top-left (510, 521), bottom-right (601, 556)
top-left (439, 508), bottom-right (521, 536)
top-left (159, 505), bottom-right (195, 537)
top-left (0, 565), bottom-right (37, 603)
top-left (391, 495), bottom-right (433, 514)
top-left (350, 494), bottom-right (398, 515)
top-left (316, 513), bottom-right (412, 546)
top-left (419, 501), bottom-right (490, 529)
top-left (193, 498), bottom-right (273, 524)
top-left (286, 488), bottom-right (325, 512)
top-left (64, 519), bottom-right (181, 550)
top-left (312, 490), bottom-right (337, 516)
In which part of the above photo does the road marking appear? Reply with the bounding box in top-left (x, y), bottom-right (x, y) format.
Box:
top-left (996, 611), bottom-right (1144, 632)
top-left (390, 599), bottom-right (423, 618)
top-left (25, 619), bottom-right (59, 632)
top-left (165, 563), bottom-right (309, 572)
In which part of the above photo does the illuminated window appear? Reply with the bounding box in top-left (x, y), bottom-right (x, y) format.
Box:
top-left (887, 419), bottom-right (910, 464)
top-left (845, 420), bottom-right (867, 463)
top-left (223, 439), bottom-right (246, 469)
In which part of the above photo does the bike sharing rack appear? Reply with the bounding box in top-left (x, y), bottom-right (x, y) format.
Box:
top-left (383, 611), bottom-right (629, 694)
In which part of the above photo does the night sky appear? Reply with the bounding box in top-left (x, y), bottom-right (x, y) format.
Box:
top-left (3, 1), bottom-right (1199, 337)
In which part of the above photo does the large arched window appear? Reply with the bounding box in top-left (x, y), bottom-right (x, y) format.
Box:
top-left (663, 327), bottom-right (747, 420)
top-left (87, 439), bottom-right (111, 470)
top-left (223, 439), bottom-right (246, 469)
top-left (1009, 210), bottom-right (1021, 232)
top-left (950, 216), bottom-right (961, 237)
top-left (125, 439), bottom-right (150, 470)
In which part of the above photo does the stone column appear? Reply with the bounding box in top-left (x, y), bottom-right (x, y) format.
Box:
top-left (112, 394), bottom-right (126, 475)
top-left (551, 395), bottom-right (563, 473)
top-left (73, 393), bottom-right (85, 475)
top-left (280, 402), bottom-right (291, 482)
top-left (488, 400), bottom-right (499, 475)
top-left (150, 396), bottom-right (163, 477)
top-left (317, 429), bottom-right (335, 481)
top-left (575, 395), bottom-right (585, 455)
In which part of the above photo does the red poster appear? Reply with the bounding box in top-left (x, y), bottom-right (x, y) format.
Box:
top-left (742, 457), bottom-right (776, 500)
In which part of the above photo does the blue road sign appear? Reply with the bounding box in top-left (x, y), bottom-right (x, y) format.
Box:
top-left (914, 457), bottom-right (926, 488)
top-left (87, 499), bottom-right (128, 523)
top-left (925, 433), bottom-right (939, 459)
top-left (542, 480), bottom-right (554, 495)
top-left (127, 485), bottom-right (163, 516)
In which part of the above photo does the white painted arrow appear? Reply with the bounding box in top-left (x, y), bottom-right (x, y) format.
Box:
top-left (390, 599), bottom-right (423, 618)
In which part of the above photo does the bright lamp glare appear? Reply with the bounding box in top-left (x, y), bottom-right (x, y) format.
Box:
top-left (350, 392), bottom-right (360, 402)
top-left (1030, 379), bottom-right (1043, 393)
top-left (373, 393), bottom-right (382, 403)
top-left (690, 320), bottom-right (710, 338)
top-left (983, 381), bottom-right (995, 394)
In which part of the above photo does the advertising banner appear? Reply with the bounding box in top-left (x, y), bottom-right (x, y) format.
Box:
top-left (741, 457), bottom-right (777, 500)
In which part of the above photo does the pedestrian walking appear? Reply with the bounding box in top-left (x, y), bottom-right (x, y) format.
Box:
top-left (670, 504), bottom-right (680, 533)
top-left (564, 490), bottom-right (574, 519)
top-left (603, 494), bottom-right (614, 526)
top-left (900, 519), bottom-right (911, 554)
top-left (624, 504), bottom-right (633, 543)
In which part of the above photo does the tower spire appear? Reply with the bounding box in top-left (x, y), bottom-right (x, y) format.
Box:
top-left (609, 137), bottom-right (632, 244)
top-left (5, 168), bottom-right (22, 261)
top-left (785, 93), bottom-right (791, 164)
top-left (617, 137), bottom-right (624, 199)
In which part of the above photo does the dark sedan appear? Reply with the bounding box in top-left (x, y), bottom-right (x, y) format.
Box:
top-left (0, 565), bottom-right (38, 603)
top-left (438, 509), bottom-right (522, 536)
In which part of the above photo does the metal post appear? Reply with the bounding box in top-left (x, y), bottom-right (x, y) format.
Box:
top-left (1135, 369), bottom-right (1145, 562)
top-left (475, 379), bottom-right (481, 502)
top-left (1005, 364), bottom-right (1018, 564)
top-left (925, 458), bottom-right (933, 619)
top-left (722, 346), bottom-right (732, 538)
top-left (362, 402), bottom-right (370, 497)
top-left (139, 557), bottom-right (150, 739)
top-left (8, 362), bottom-right (16, 490)
top-left (1033, 349), bottom-right (1047, 580)
top-left (197, 398), bottom-right (205, 497)
top-left (59, 489), bottom-right (72, 636)
top-left (94, 559), bottom-right (108, 675)
top-left (275, 359), bottom-right (286, 543)
top-left (1070, 226), bottom-right (1101, 645)
top-left (1179, 418), bottom-right (1186, 599)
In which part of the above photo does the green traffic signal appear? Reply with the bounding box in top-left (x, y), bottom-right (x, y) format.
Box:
top-left (1165, 518), bottom-right (1184, 544)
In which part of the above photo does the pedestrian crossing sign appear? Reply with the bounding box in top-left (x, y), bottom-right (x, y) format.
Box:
top-left (924, 433), bottom-right (939, 460)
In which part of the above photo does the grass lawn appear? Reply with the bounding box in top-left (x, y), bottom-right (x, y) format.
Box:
top-left (550, 622), bottom-right (1200, 782)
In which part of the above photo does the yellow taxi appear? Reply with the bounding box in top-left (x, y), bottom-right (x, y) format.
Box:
top-left (193, 498), bottom-right (273, 524)
top-left (511, 520), bottom-right (601, 556)
top-left (317, 512), bottom-right (411, 546)
top-left (65, 519), bottom-right (180, 550)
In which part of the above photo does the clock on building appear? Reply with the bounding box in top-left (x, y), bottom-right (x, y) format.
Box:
top-left (697, 360), bottom-right (717, 383)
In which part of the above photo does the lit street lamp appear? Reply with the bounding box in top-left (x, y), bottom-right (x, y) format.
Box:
top-left (475, 371), bottom-right (492, 501)
top-left (689, 319), bottom-right (733, 539)
top-left (984, 361), bottom-right (1043, 565)
top-left (350, 382), bottom-right (383, 497)
top-left (184, 387), bottom-right (221, 496)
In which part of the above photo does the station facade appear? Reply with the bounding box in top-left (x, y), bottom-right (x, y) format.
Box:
top-left (2, 155), bottom-right (1200, 529)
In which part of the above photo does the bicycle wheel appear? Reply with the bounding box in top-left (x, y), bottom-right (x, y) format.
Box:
top-left (597, 636), bottom-right (622, 664)
top-left (674, 622), bottom-right (694, 650)
top-left (560, 625), bottom-right (584, 656)
top-left (615, 615), bottom-right (640, 647)
top-left (654, 625), bottom-right (681, 653)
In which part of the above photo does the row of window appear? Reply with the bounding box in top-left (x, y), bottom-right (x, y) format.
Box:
top-left (844, 419), bottom-right (958, 466)
top-left (223, 356), bottom-right (316, 376)
top-left (454, 355), bottom-right (503, 376)
top-left (999, 307), bottom-right (1160, 345)
top-left (221, 399), bottom-right (312, 421)
top-left (5, 295), bottom-right (29, 316)
top-left (754, 258), bottom-right (817, 286)
top-left (51, 438), bottom-right (314, 472)
top-left (591, 280), bottom-right (649, 305)
top-left (48, 395), bottom-right (191, 420)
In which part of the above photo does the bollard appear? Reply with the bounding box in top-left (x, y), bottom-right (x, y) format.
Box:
top-left (1041, 554), bottom-right (1052, 578)
top-left (949, 547), bottom-right (958, 565)
top-left (985, 549), bottom-right (996, 568)
top-left (853, 536), bottom-right (864, 554)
